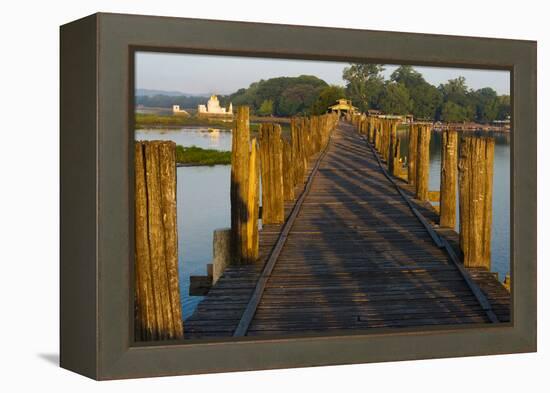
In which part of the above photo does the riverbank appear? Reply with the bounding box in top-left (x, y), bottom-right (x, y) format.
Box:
top-left (135, 113), bottom-right (291, 132)
top-left (176, 145), bottom-right (231, 166)
top-left (136, 113), bottom-right (233, 129)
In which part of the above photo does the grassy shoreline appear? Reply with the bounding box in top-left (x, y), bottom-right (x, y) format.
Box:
top-left (176, 145), bottom-right (231, 166)
top-left (136, 113), bottom-right (233, 129)
top-left (135, 113), bottom-right (291, 132)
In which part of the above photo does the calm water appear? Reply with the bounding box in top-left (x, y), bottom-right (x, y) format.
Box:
top-left (136, 128), bottom-right (232, 319)
top-left (135, 126), bottom-right (511, 319)
top-left (397, 128), bottom-right (511, 280)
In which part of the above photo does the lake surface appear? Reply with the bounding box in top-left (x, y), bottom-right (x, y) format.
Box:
top-left (135, 126), bottom-right (511, 320)
top-left (397, 128), bottom-right (510, 280)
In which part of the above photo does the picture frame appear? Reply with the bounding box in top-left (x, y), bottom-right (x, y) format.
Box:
top-left (60, 12), bottom-right (536, 380)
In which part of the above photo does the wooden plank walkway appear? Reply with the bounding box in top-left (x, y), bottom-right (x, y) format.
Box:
top-left (185, 149), bottom-right (326, 339)
top-left (397, 185), bottom-right (511, 323)
top-left (185, 122), bottom-right (507, 339)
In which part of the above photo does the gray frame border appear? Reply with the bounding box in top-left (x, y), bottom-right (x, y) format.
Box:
top-left (60, 12), bottom-right (536, 380)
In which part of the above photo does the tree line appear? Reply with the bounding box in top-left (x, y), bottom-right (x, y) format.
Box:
top-left (135, 75), bottom-right (341, 117)
top-left (225, 75), bottom-right (344, 117)
top-left (343, 64), bottom-right (510, 123)
top-left (136, 95), bottom-right (206, 109)
top-left (136, 65), bottom-right (510, 123)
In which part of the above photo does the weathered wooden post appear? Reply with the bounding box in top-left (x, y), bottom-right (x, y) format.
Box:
top-left (376, 119), bottom-right (382, 153)
top-left (385, 120), bottom-right (392, 162)
top-left (245, 138), bottom-right (260, 262)
top-left (135, 142), bottom-right (155, 341)
top-left (370, 118), bottom-right (375, 144)
top-left (388, 121), bottom-right (398, 174)
top-left (134, 140), bottom-right (183, 341)
top-left (380, 120), bottom-right (386, 157)
top-left (302, 118), bottom-right (311, 159)
top-left (392, 136), bottom-right (402, 177)
top-left (290, 118), bottom-right (304, 187)
top-left (282, 138), bottom-right (295, 201)
top-left (230, 106), bottom-right (251, 265)
top-left (299, 118), bottom-right (309, 174)
top-left (408, 124), bottom-right (418, 186)
top-left (212, 228), bottom-right (231, 284)
top-left (158, 142), bottom-right (183, 338)
top-left (439, 130), bottom-right (458, 228)
top-left (309, 116), bottom-right (317, 154)
top-left (415, 125), bottom-right (431, 201)
top-left (386, 120), bottom-right (392, 161)
top-left (503, 274), bottom-right (511, 292)
top-left (259, 123), bottom-right (284, 224)
top-left (313, 116), bottom-right (321, 153)
top-left (458, 136), bottom-right (495, 268)
top-left (360, 115), bottom-right (367, 135)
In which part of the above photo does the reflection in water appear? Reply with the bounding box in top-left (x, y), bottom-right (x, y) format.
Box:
top-left (398, 128), bottom-right (510, 279)
top-left (136, 127), bottom-right (232, 151)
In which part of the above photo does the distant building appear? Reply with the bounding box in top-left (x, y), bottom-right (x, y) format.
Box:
top-left (367, 109), bottom-right (382, 116)
top-left (328, 99), bottom-right (358, 116)
top-left (492, 115), bottom-right (511, 125)
top-left (172, 105), bottom-right (189, 115)
top-left (198, 95), bottom-right (233, 117)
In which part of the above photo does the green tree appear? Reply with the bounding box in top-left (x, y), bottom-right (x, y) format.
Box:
top-left (390, 65), bottom-right (442, 120)
top-left (342, 64), bottom-right (385, 111)
top-left (310, 85), bottom-right (346, 115)
top-left (229, 75), bottom-right (327, 116)
top-left (390, 65), bottom-right (424, 88)
top-left (411, 83), bottom-right (442, 120)
top-left (496, 95), bottom-right (511, 120)
top-left (257, 99), bottom-right (274, 116)
top-left (277, 84), bottom-right (321, 116)
top-left (230, 83), bottom-right (261, 108)
top-left (378, 82), bottom-right (412, 114)
top-left (441, 101), bottom-right (470, 122)
top-left (439, 77), bottom-right (469, 102)
top-left (472, 87), bottom-right (499, 122)
top-left (438, 77), bottom-right (475, 121)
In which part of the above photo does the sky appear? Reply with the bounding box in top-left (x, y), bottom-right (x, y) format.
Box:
top-left (135, 51), bottom-right (510, 96)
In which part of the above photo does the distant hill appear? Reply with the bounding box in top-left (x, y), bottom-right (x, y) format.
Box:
top-left (136, 93), bottom-right (211, 109)
top-left (136, 75), bottom-right (330, 115)
top-left (136, 89), bottom-right (210, 97)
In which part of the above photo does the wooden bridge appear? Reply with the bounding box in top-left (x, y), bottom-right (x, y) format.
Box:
top-left (184, 120), bottom-right (510, 339)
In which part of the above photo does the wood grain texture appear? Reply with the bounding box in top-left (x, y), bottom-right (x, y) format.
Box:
top-left (246, 138), bottom-right (260, 262)
top-left (259, 124), bottom-right (284, 224)
top-left (415, 125), bottom-right (431, 201)
top-left (440, 130), bottom-right (458, 228)
top-left (459, 136), bottom-right (494, 268)
top-left (282, 138), bottom-right (295, 201)
top-left (135, 141), bottom-right (183, 341)
top-left (134, 143), bottom-right (155, 341)
top-left (231, 107), bottom-right (251, 264)
top-left (408, 124), bottom-right (418, 186)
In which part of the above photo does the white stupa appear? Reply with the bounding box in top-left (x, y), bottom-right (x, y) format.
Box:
top-left (198, 95), bottom-right (233, 116)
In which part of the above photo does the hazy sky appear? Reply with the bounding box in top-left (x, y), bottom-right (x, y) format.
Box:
top-left (136, 52), bottom-right (510, 96)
